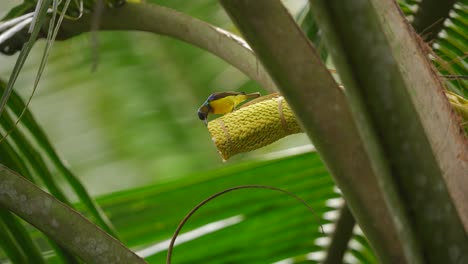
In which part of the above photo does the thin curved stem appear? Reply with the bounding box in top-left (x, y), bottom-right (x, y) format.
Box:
top-left (167, 185), bottom-right (323, 264)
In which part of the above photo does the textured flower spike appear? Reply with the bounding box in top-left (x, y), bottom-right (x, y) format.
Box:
top-left (208, 94), bottom-right (302, 160)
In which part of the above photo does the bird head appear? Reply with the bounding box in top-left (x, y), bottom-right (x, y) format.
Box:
top-left (197, 104), bottom-right (211, 125)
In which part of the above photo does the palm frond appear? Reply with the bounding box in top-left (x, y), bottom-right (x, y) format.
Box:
top-left (0, 0), bottom-right (52, 122)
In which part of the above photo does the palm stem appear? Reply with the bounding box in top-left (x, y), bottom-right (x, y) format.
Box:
top-left (220, 0), bottom-right (408, 262)
top-left (308, 0), bottom-right (468, 262)
top-left (323, 204), bottom-right (355, 264)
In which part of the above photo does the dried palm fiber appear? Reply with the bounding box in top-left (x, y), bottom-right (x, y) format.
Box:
top-left (445, 91), bottom-right (468, 121)
top-left (208, 94), bottom-right (302, 160)
top-left (445, 90), bottom-right (468, 133)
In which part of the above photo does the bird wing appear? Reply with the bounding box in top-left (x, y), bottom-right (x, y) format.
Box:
top-left (208, 92), bottom-right (245, 101)
top-left (239, 92), bottom-right (281, 109)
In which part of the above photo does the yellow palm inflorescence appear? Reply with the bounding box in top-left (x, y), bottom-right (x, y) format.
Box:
top-left (208, 95), bottom-right (302, 160)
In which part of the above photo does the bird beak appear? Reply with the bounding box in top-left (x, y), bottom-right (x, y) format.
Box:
top-left (204, 118), bottom-right (208, 126)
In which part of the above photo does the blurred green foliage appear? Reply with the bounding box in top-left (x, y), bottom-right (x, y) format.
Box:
top-left (0, 0), bottom-right (466, 263)
top-left (0, 0), bottom-right (310, 196)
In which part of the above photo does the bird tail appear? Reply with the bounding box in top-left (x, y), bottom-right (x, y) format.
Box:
top-left (245, 92), bottom-right (261, 99)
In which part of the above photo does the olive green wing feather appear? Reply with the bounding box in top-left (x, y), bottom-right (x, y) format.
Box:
top-left (208, 92), bottom-right (246, 101)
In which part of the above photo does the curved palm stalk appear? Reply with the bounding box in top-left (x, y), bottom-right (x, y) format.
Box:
top-left (0, 164), bottom-right (146, 264)
top-left (2, 2), bottom-right (277, 93)
top-left (0, 140), bottom-right (80, 263)
top-left (220, 0), bottom-right (409, 263)
top-left (1, 110), bottom-right (71, 204)
top-left (308, 0), bottom-right (468, 263)
top-left (0, 137), bottom-right (84, 264)
top-left (0, 82), bottom-right (118, 237)
top-left (1, 81), bottom-right (118, 259)
top-left (1, 114), bottom-right (84, 262)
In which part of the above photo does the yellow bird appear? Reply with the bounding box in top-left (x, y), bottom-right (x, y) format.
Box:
top-left (198, 91), bottom-right (261, 125)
